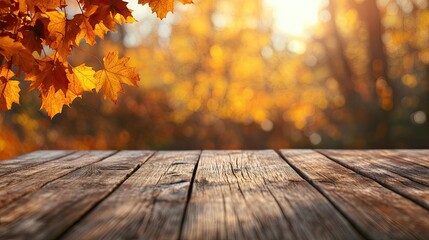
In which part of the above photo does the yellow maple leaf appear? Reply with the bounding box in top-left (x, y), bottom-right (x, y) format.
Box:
top-left (139, 0), bottom-right (193, 19)
top-left (67, 64), bottom-right (97, 95)
top-left (45, 11), bottom-right (66, 41)
top-left (113, 12), bottom-right (136, 24)
top-left (0, 66), bottom-right (20, 111)
top-left (94, 51), bottom-right (139, 102)
top-left (92, 22), bottom-right (110, 39)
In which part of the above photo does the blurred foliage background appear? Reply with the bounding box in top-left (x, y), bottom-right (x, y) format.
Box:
top-left (1, 0), bottom-right (429, 159)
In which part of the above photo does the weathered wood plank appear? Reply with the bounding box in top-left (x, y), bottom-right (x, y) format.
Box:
top-left (281, 149), bottom-right (429, 240)
top-left (319, 150), bottom-right (429, 210)
top-left (181, 150), bottom-right (361, 240)
top-left (0, 151), bottom-right (115, 209)
top-left (0, 150), bottom-right (73, 177)
top-left (61, 151), bottom-right (200, 240)
top-left (381, 150), bottom-right (429, 168)
top-left (329, 150), bottom-right (429, 185)
top-left (0, 151), bottom-right (153, 240)
top-left (366, 150), bottom-right (429, 182)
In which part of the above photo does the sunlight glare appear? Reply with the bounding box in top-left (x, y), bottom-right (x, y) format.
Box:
top-left (265, 0), bottom-right (324, 36)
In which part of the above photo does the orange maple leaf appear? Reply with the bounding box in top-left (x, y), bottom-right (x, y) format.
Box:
top-left (102, 0), bottom-right (135, 24)
top-left (27, 59), bottom-right (70, 95)
top-left (19, 24), bottom-right (44, 54)
top-left (0, 35), bottom-right (37, 73)
top-left (12, 49), bottom-right (38, 73)
top-left (0, 36), bottom-right (24, 59)
top-left (0, 0), bottom-right (193, 116)
top-left (0, 65), bottom-right (20, 110)
top-left (139, 0), bottom-right (193, 19)
top-left (74, 14), bottom-right (97, 46)
top-left (22, 0), bottom-right (64, 12)
top-left (40, 86), bottom-right (78, 118)
top-left (44, 11), bottom-right (80, 62)
top-left (85, 0), bottom-right (135, 33)
top-left (94, 51), bottom-right (139, 102)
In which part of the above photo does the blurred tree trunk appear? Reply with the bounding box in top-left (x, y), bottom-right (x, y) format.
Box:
top-left (322, 0), bottom-right (380, 147)
top-left (353, 0), bottom-right (392, 147)
top-left (324, 0), bottom-right (392, 147)
top-left (325, 1), bottom-right (357, 102)
top-left (426, 64), bottom-right (429, 129)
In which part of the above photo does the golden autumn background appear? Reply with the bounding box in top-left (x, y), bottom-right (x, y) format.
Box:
top-left (1, 0), bottom-right (429, 159)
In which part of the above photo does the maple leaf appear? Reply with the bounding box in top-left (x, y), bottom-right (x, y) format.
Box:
top-left (12, 49), bottom-right (38, 73)
top-left (139, 0), bottom-right (193, 19)
top-left (0, 12), bottom-right (18, 31)
top-left (85, 0), bottom-right (135, 33)
top-left (93, 22), bottom-right (110, 39)
top-left (23, 0), bottom-right (64, 13)
top-left (0, 0), bottom-right (192, 116)
top-left (86, 5), bottom-right (116, 31)
top-left (0, 65), bottom-right (20, 110)
top-left (67, 64), bottom-right (97, 95)
top-left (19, 26), bottom-right (44, 54)
top-left (0, 35), bottom-right (38, 73)
top-left (74, 14), bottom-right (97, 45)
top-left (0, 36), bottom-right (24, 59)
top-left (40, 86), bottom-right (78, 118)
top-left (94, 51), bottom-right (139, 102)
top-left (27, 59), bottom-right (70, 95)
top-left (44, 11), bottom-right (80, 62)
top-left (45, 11), bottom-right (67, 41)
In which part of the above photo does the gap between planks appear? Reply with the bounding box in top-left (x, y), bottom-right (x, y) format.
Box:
top-left (0, 151), bottom-right (154, 240)
top-left (280, 149), bottom-right (429, 240)
top-left (0, 151), bottom-right (118, 210)
top-left (2, 150), bottom-right (428, 240)
top-left (180, 150), bottom-right (361, 240)
top-left (56, 151), bottom-right (156, 239)
top-left (60, 151), bottom-right (200, 240)
top-left (317, 150), bottom-right (429, 211)
top-left (0, 150), bottom-right (75, 177)
top-left (277, 150), bottom-right (372, 240)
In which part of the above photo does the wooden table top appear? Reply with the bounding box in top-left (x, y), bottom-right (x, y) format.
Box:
top-left (0, 150), bottom-right (428, 239)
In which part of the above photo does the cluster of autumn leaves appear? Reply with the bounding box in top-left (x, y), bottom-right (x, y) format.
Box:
top-left (0, 0), bottom-right (192, 118)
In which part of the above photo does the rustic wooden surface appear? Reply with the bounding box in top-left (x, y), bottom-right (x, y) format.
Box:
top-left (0, 150), bottom-right (428, 240)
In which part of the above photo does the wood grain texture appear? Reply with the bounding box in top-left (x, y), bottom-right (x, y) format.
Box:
top-left (319, 150), bottom-right (429, 210)
top-left (281, 149), bottom-right (429, 240)
top-left (321, 150), bottom-right (429, 185)
top-left (0, 151), bottom-right (153, 240)
top-left (381, 150), bottom-right (429, 167)
top-left (0, 151), bottom-right (115, 209)
top-left (0, 150), bottom-right (73, 177)
top-left (61, 151), bottom-right (200, 240)
top-left (1, 150), bottom-right (428, 240)
top-left (181, 150), bottom-right (361, 240)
